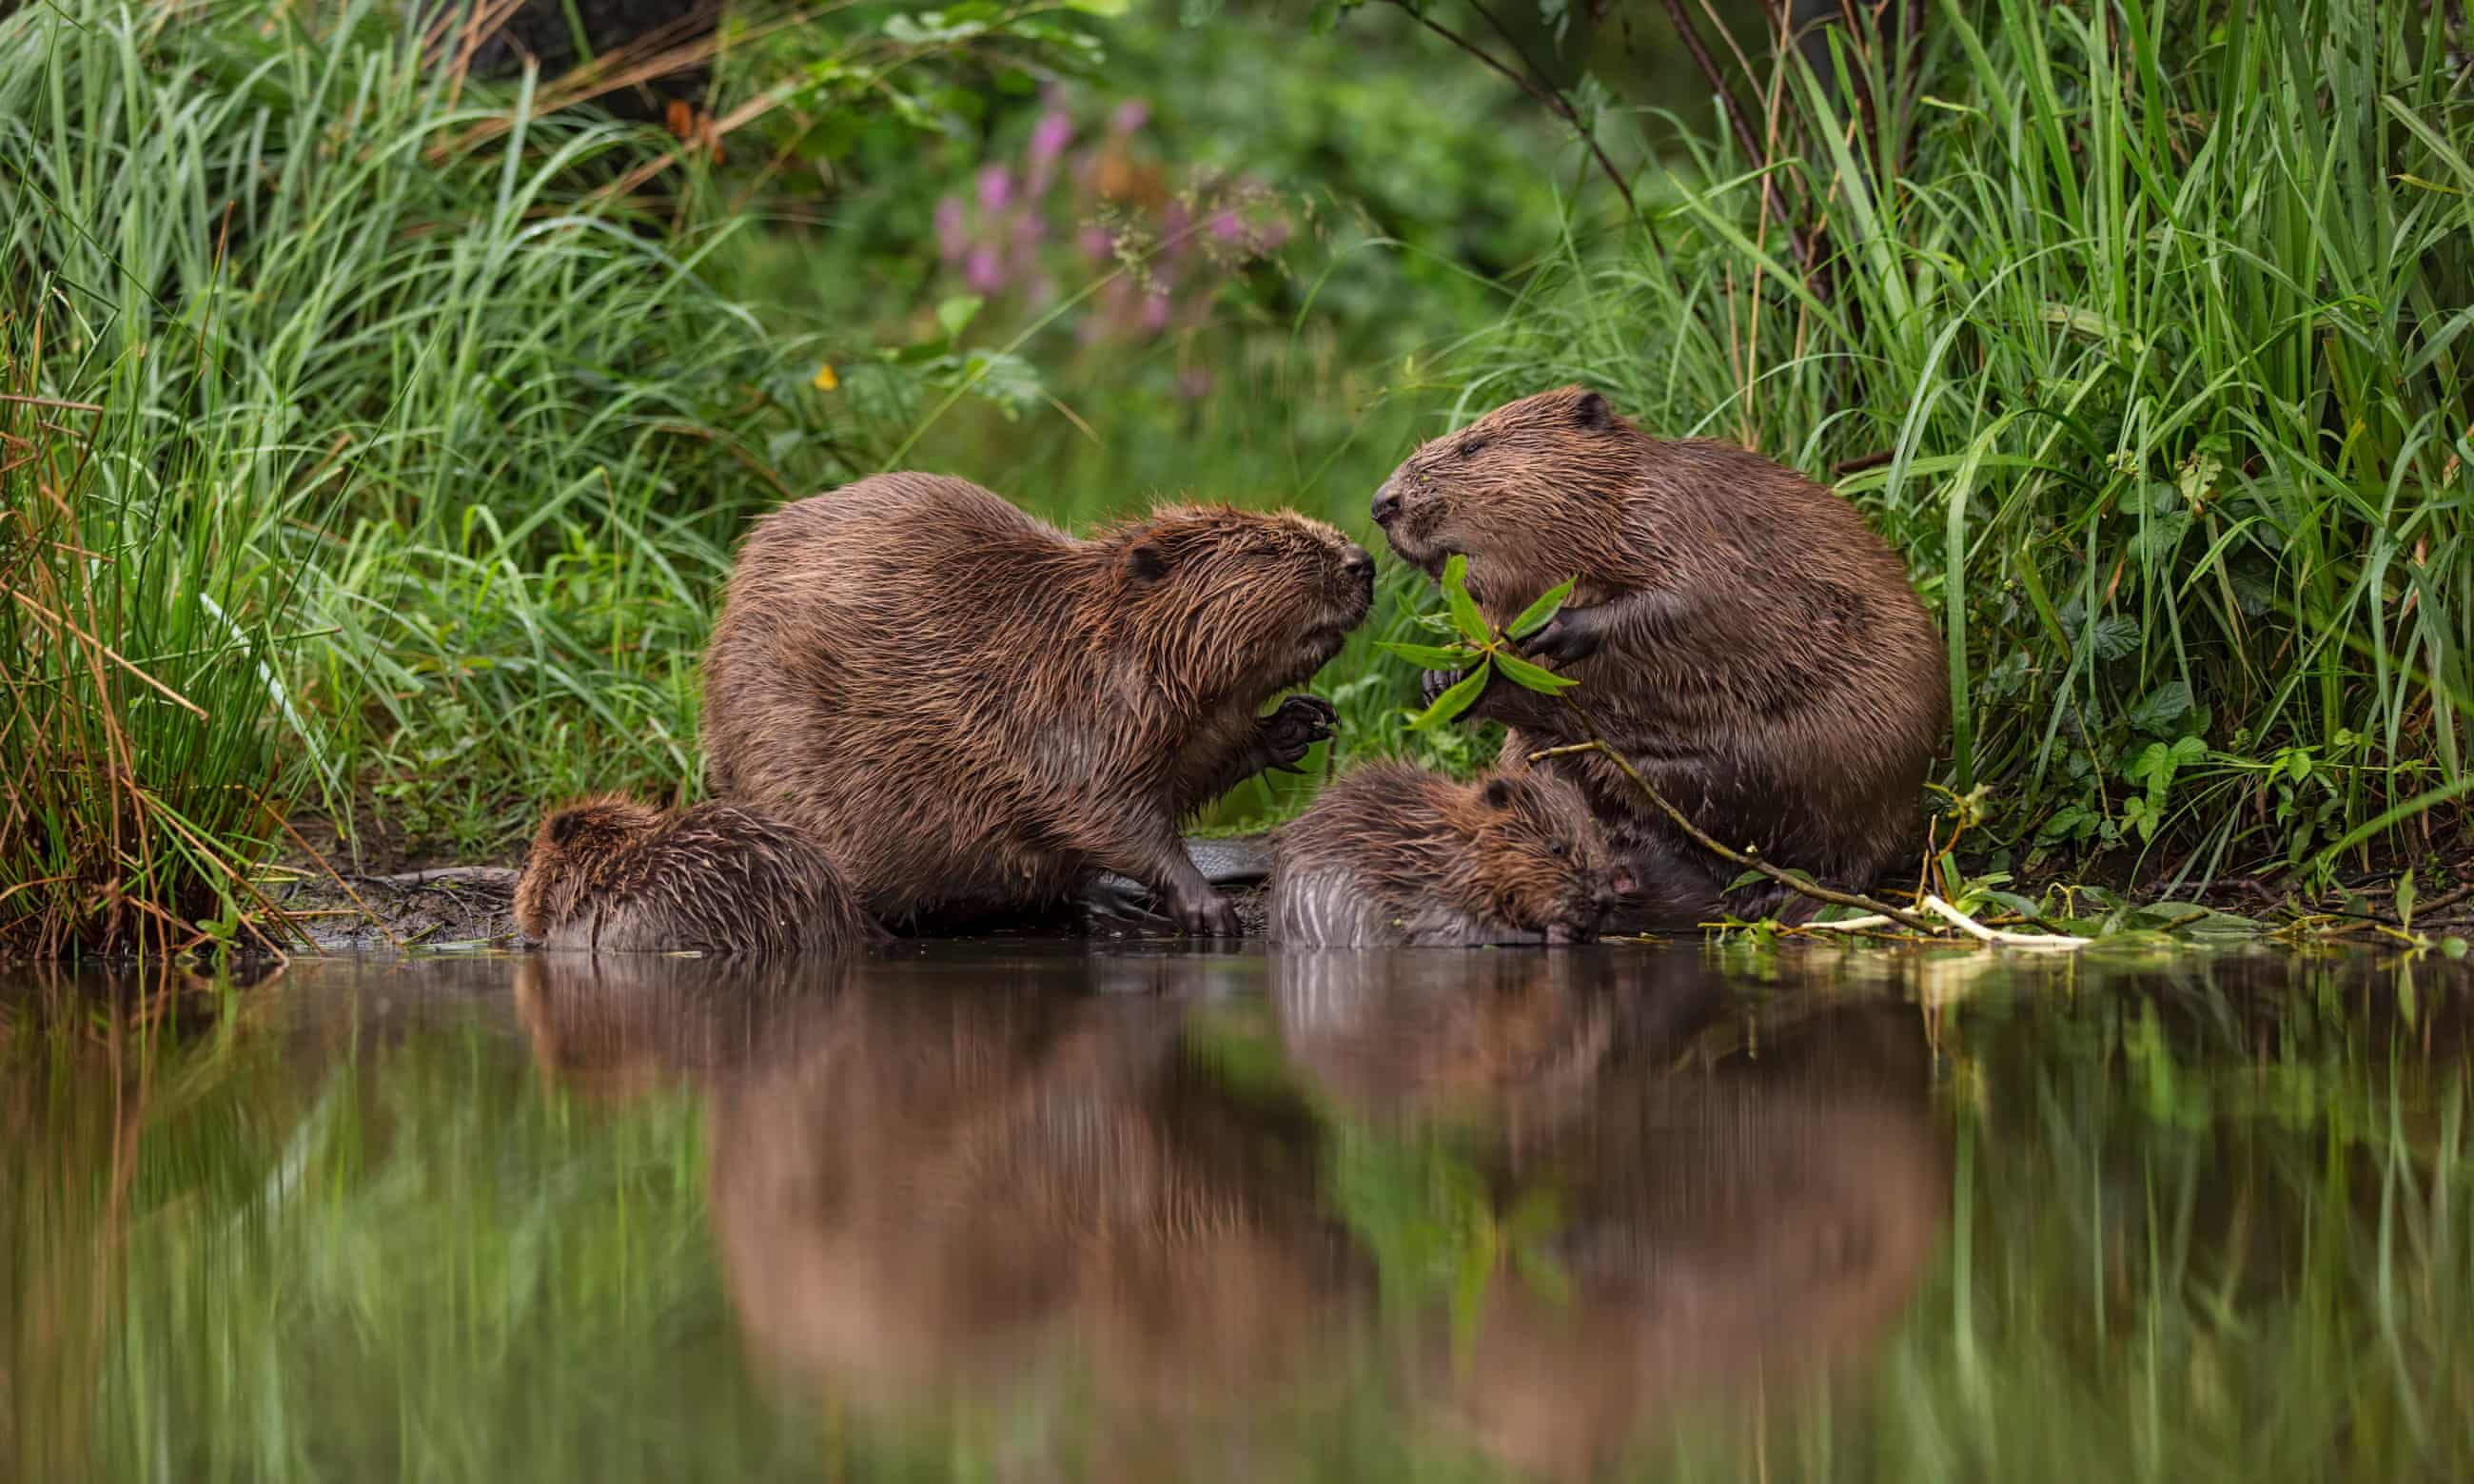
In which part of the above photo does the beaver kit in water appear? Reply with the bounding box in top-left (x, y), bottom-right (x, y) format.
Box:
top-left (701, 473), bottom-right (1375, 935)
top-left (1268, 763), bottom-right (1629, 947)
top-left (1372, 386), bottom-right (1945, 926)
top-left (514, 795), bottom-right (879, 954)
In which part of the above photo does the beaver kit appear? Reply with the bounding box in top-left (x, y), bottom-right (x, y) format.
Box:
top-left (1269, 763), bottom-right (1629, 947)
top-left (514, 795), bottom-right (880, 954)
top-left (701, 472), bottom-right (1374, 936)
top-left (1373, 385), bottom-right (1945, 927)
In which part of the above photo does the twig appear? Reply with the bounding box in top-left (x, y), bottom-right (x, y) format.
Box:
top-left (1919, 893), bottom-right (2091, 949)
top-left (1655, 0), bottom-right (1806, 261)
top-left (1525, 737), bottom-right (1940, 931)
top-left (1379, 0), bottom-right (1658, 243)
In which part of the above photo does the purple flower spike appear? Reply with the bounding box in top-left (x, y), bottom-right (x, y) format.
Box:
top-left (1078, 225), bottom-right (1114, 262)
top-left (1209, 208), bottom-right (1244, 244)
top-left (965, 245), bottom-right (1005, 294)
top-left (933, 196), bottom-right (967, 262)
top-left (1030, 110), bottom-right (1072, 165)
top-left (1140, 291), bottom-right (1171, 333)
top-left (1110, 98), bottom-right (1149, 134)
top-left (976, 165), bottom-right (1013, 214)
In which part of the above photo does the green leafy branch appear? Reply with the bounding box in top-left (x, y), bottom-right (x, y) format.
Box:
top-left (1380, 556), bottom-right (1576, 730)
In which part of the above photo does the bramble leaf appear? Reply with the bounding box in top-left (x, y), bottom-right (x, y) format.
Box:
top-left (1380, 640), bottom-right (1482, 670)
top-left (1442, 555), bottom-right (1490, 645)
top-left (1506, 577), bottom-right (1575, 639)
top-left (1494, 650), bottom-right (1579, 693)
top-left (1410, 660), bottom-right (1491, 730)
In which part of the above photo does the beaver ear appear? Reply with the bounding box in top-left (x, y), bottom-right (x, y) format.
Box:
top-left (1571, 390), bottom-right (1614, 431)
top-left (1481, 777), bottom-right (1517, 810)
top-left (1124, 540), bottom-right (1170, 586)
top-left (545, 810), bottom-right (586, 846)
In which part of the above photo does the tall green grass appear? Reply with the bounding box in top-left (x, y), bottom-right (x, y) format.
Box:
top-left (1452, 0), bottom-right (2473, 885)
top-left (0, 0), bottom-right (845, 951)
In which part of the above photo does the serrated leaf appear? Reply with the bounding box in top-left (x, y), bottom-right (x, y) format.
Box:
top-left (1379, 640), bottom-right (1481, 669)
top-left (1441, 555), bottom-right (1491, 645)
top-left (1494, 650), bottom-right (1579, 693)
top-left (2088, 614), bottom-right (2141, 661)
top-left (2125, 680), bottom-right (2193, 735)
top-left (1505, 577), bottom-right (1576, 639)
top-left (1409, 661), bottom-right (1490, 730)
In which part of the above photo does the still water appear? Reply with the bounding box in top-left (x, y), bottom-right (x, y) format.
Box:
top-left (6, 943), bottom-right (2470, 1482)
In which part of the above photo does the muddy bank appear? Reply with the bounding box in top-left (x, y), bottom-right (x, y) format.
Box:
top-left (266, 838), bottom-right (1278, 951)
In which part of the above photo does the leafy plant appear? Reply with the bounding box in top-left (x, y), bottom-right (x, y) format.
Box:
top-left (1379, 556), bottom-right (1578, 729)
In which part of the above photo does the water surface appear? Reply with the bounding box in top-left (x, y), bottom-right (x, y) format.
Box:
top-left (7, 943), bottom-right (2470, 1481)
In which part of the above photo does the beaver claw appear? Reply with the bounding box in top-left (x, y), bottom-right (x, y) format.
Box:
top-left (1262, 694), bottom-right (1339, 768)
top-left (1419, 668), bottom-right (1464, 709)
top-left (1168, 882), bottom-right (1243, 938)
top-left (1517, 603), bottom-right (1606, 665)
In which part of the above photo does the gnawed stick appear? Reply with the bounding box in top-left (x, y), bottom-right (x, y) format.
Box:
top-left (1523, 737), bottom-right (1942, 933)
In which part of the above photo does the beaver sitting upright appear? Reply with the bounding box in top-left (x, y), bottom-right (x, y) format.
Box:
top-left (1372, 387), bottom-right (1946, 926)
top-left (515, 795), bottom-right (880, 954)
top-left (1269, 763), bottom-right (1629, 947)
top-left (701, 474), bottom-right (1375, 935)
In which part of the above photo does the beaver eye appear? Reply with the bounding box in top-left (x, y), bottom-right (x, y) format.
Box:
top-left (1548, 840), bottom-right (1566, 857)
top-left (1456, 438), bottom-right (1488, 460)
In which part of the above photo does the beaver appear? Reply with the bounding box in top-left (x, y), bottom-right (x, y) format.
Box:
top-left (701, 473), bottom-right (1375, 935)
top-left (1371, 386), bottom-right (1946, 926)
top-left (513, 795), bottom-right (879, 954)
top-left (1267, 763), bottom-right (1630, 947)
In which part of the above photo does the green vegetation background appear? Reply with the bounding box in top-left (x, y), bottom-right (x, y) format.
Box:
top-left (2, 0), bottom-right (2467, 953)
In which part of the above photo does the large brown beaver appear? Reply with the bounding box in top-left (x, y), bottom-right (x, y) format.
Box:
top-left (514, 795), bottom-right (879, 954)
top-left (1372, 386), bottom-right (1946, 926)
top-left (1268, 763), bottom-right (1629, 947)
top-left (701, 474), bottom-right (1375, 934)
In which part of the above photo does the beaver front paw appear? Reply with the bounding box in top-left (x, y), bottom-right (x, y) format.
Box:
top-left (1167, 881), bottom-right (1243, 937)
top-left (1420, 667), bottom-right (1465, 709)
top-left (1517, 602), bottom-right (1607, 665)
top-left (1262, 694), bottom-right (1339, 770)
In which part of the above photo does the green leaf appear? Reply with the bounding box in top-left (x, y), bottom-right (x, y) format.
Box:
top-left (1505, 577), bottom-right (1576, 639)
top-left (1379, 640), bottom-right (1481, 670)
top-left (2125, 680), bottom-right (2193, 735)
top-left (1409, 660), bottom-right (1491, 730)
top-left (2396, 874), bottom-right (2417, 929)
top-left (1062, 0), bottom-right (1130, 14)
top-left (1493, 650), bottom-right (1579, 693)
top-left (934, 295), bottom-right (984, 340)
top-left (1441, 555), bottom-right (1491, 645)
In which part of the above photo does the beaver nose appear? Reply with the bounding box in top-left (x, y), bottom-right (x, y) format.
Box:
top-left (1370, 486), bottom-right (1402, 525)
top-left (1342, 543), bottom-right (1374, 584)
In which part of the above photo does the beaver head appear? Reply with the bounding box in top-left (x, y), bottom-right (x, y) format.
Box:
top-left (1371, 385), bottom-right (1645, 615)
top-left (1092, 505), bottom-right (1375, 708)
top-left (513, 794), bottom-right (662, 938)
top-left (1469, 771), bottom-right (1633, 943)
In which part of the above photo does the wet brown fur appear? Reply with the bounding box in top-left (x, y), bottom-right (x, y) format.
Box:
top-left (700, 473), bottom-right (1373, 931)
top-left (1374, 386), bottom-right (1946, 925)
top-left (514, 795), bottom-right (880, 954)
top-left (1268, 763), bottom-right (1628, 947)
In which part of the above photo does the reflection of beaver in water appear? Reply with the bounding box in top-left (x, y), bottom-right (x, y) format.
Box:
top-left (1372, 386), bottom-right (1946, 927)
top-left (513, 795), bottom-right (879, 954)
top-left (701, 474), bottom-right (1375, 935)
top-left (1268, 764), bottom-right (1630, 947)
top-left (704, 983), bottom-right (1363, 1462)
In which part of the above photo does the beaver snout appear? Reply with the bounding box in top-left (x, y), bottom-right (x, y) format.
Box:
top-left (1371, 485), bottom-right (1402, 526)
top-left (1341, 541), bottom-right (1375, 598)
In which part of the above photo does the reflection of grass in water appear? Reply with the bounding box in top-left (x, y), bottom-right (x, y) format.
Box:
top-left (13, 957), bottom-right (2474, 1481)
top-left (1659, 993), bottom-right (2474, 1481)
top-left (12, 1013), bottom-right (852, 1481)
